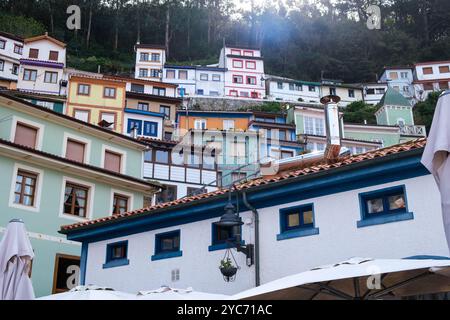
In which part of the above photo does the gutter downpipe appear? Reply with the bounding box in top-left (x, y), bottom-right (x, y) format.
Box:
top-left (242, 191), bottom-right (260, 287)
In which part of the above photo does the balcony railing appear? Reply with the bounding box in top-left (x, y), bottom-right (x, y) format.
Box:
top-left (399, 125), bottom-right (426, 137)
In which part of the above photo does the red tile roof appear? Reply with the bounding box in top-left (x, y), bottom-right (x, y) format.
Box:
top-left (60, 138), bottom-right (426, 232)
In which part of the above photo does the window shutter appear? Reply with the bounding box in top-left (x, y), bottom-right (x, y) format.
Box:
top-left (49, 51), bottom-right (59, 61)
top-left (104, 150), bottom-right (122, 173)
top-left (29, 48), bottom-right (39, 59)
top-left (66, 139), bottom-right (85, 163)
top-left (14, 123), bottom-right (38, 148)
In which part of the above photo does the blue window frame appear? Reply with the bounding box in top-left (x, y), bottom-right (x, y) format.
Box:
top-left (143, 121), bottom-right (158, 137)
top-left (127, 119), bottom-right (142, 135)
top-left (151, 230), bottom-right (182, 261)
top-left (277, 203), bottom-right (319, 241)
top-left (208, 224), bottom-right (244, 251)
top-left (103, 240), bottom-right (129, 269)
top-left (197, 89), bottom-right (204, 95)
top-left (357, 185), bottom-right (413, 228)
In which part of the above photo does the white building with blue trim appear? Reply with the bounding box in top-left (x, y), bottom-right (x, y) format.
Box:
top-left (60, 138), bottom-right (449, 296)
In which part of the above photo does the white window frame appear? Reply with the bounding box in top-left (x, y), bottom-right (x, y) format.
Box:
top-left (62, 132), bottom-right (92, 164)
top-left (10, 116), bottom-right (45, 150)
top-left (199, 73), bottom-right (208, 81)
top-left (223, 119), bottom-right (235, 130)
top-left (303, 116), bottom-right (324, 136)
top-left (101, 144), bottom-right (127, 174)
top-left (194, 119), bottom-right (207, 130)
top-left (59, 176), bottom-right (95, 222)
top-left (9, 163), bottom-right (44, 213)
top-left (109, 189), bottom-right (134, 217)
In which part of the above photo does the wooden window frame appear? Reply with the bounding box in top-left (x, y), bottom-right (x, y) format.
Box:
top-left (232, 59), bottom-right (243, 69)
top-left (439, 66), bottom-right (450, 74)
top-left (166, 69), bottom-right (175, 79)
top-left (422, 67), bottom-right (433, 75)
top-left (77, 83), bottom-right (91, 96)
top-left (246, 61), bottom-right (256, 69)
top-left (246, 76), bottom-right (257, 85)
top-left (178, 70), bottom-right (188, 80)
top-left (44, 71), bottom-right (58, 84)
top-left (73, 108), bottom-right (91, 123)
top-left (137, 102), bottom-right (149, 111)
top-left (63, 182), bottom-right (89, 218)
top-left (29, 48), bottom-right (39, 59)
top-left (14, 170), bottom-right (38, 207)
top-left (229, 90), bottom-right (238, 97)
top-left (230, 49), bottom-right (241, 55)
top-left (23, 69), bottom-right (37, 81)
top-left (159, 105), bottom-right (171, 119)
top-left (14, 44), bottom-right (23, 54)
top-left (112, 193), bottom-right (130, 215)
top-left (49, 50), bottom-right (59, 61)
top-left (232, 75), bottom-right (243, 84)
top-left (103, 87), bottom-right (117, 99)
top-left (99, 111), bottom-right (117, 130)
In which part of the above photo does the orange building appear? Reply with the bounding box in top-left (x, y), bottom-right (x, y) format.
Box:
top-left (176, 110), bottom-right (252, 132)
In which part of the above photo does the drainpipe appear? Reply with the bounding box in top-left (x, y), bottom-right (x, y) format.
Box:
top-left (242, 191), bottom-right (260, 287)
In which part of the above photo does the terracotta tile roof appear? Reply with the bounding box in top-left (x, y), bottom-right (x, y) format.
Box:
top-left (60, 138), bottom-right (426, 232)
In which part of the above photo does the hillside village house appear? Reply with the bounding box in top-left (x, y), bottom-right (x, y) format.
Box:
top-left (59, 138), bottom-right (449, 296)
top-left (379, 66), bottom-right (415, 104)
top-left (413, 60), bottom-right (450, 101)
top-left (0, 31), bottom-right (22, 90)
top-left (320, 80), bottom-right (363, 107)
top-left (264, 75), bottom-right (321, 103)
top-left (0, 92), bottom-right (160, 297)
top-left (134, 44), bottom-right (166, 81)
top-left (66, 74), bottom-right (126, 133)
top-left (361, 82), bottom-right (388, 105)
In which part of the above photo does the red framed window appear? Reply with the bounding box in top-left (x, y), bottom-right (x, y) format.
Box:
top-left (232, 75), bottom-right (243, 84)
top-left (251, 92), bottom-right (259, 99)
top-left (243, 50), bottom-right (254, 57)
top-left (232, 59), bottom-right (243, 68)
top-left (247, 76), bottom-right (257, 85)
top-left (231, 49), bottom-right (241, 55)
top-left (229, 90), bottom-right (238, 97)
top-left (246, 61), bottom-right (256, 69)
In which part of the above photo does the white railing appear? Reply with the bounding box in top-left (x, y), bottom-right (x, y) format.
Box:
top-left (400, 125), bottom-right (426, 137)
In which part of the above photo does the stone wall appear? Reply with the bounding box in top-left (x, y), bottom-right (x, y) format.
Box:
top-left (183, 96), bottom-right (269, 111)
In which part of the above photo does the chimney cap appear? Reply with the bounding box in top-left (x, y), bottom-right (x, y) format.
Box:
top-left (321, 95), bottom-right (341, 104)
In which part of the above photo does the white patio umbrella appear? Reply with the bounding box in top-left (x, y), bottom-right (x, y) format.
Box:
top-left (137, 286), bottom-right (230, 300)
top-left (421, 89), bottom-right (450, 251)
top-left (231, 257), bottom-right (450, 300)
top-left (37, 285), bottom-right (135, 300)
top-left (0, 219), bottom-right (35, 300)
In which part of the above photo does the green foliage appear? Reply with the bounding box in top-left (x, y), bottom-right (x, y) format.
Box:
top-left (414, 91), bottom-right (443, 133)
top-left (241, 102), bottom-right (283, 113)
top-left (220, 258), bottom-right (234, 269)
top-left (342, 101), bottom-right (378, 124)
top-left (0, 13), bottom-right (45, 38)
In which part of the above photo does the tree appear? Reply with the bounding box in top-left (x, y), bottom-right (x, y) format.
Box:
top-left (342, 101), bottom-right (378, 124)
top-left (414, 91), bottom-right (443, 133)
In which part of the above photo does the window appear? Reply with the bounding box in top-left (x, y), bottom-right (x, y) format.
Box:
top-left (229, 90), bottom-right (238, 97)
top-left (155, 150), bottom-right (169, 163)
top-left (166, 69), bottom-right (175, 79)
top-left (0, 40), bottom-right (5, 49)
top-left (143, 121), bottom-right (158, 137)
top-left (403, 86), bottom-right (410, 93)
top-left (187, 187), bottom-right (204, 197)
top-left (197, 89), bottom-right (204, 95)
top-left (278, 204), bottom-right (318, 240)
top-left (112, 194), bottom-right (129, 215)
top-left (348, 89), bottom-right (355, 98)
top-left (74, 109), bottom-right (90, 122)
top-left (212, 224), bottom-right (239, 245)
top-left (200, 73), bottom-right (208, 81)
top-left (246, 61), bottom-right (256, 69)
top-left (155, 185), bottom-right (177, 204)
top-left (232, 60), bottom-right (243, 68)
top-left (164, 132), bottom-right (172, 140)
top-left (103, 241), bottom-right (129, 268)
top-left (137, 102), bottom-right (149, 111)
top-left (49, 50), bottom-right (59, 61)
top-left (212, 74), bottom-right (221, 81)
top-left (231, 49), bottom-right (241, 55)
top-left (14, 122), bottom-right (38, 148)
top-left (150, 69), bottom-right (160, 78)
top-left (140, 52), bottom-right (149, 61)
top-left (153, 87), bottom-right (166, 96)
top-left (210, 91), bottom-right (219, 96)
top-left (127, 119), bottom-right (142, 135)
top-left (329, 88), bottom-right (336, 96)
top-left (439, 66), bottom-right (450, 74)
top-left (152, 230), bottom-right (182, 260)
top-left (400, 72), bottom-right (408, 79)
top-left (160, 105), bottom-right (170, 119)
top-left (358, 185), bottom-right (413, 228)
top-left (44, 71), bottom-right (58, 84)
top-left (243, 50), bottom-right (254, 56)
top-left (0, 59), bottom-right (3, 71)
top-left (151, 53), bottom-right (160, 61)
top-left (423, 83), bottom-right (434, 91)
top-left (144, 149), bottom-right (153, 162)
top-left (65, 139), bottom-right (86, 163)
top-left (23, 69), bottom-right (37, 81)
top-left (231, 172), bottom-right (246, 183)
top-left (281, 150), bottom-right (294, 159)
top-left (139, 68), bottom-right (148, 77)
top-left (14, 44), bottom-right (23, 55)
top-left (29, 48), bottom-right (39, 59)
top-left (279, 130), bottom-right (286, 141)
top-left (422, 67), bottom-right (433, 75)
top-left (366, 88), bottom-right (375, 95)
top-left (194, 119), bottom-right (207, 130)
top-left (223, 119), bottom-right (235, 130)
top-left (103, 87), bottom-right (116, 98)
top-left (130, 83), bottom-right (144, 93)
top-left (240, 91), bottom-right (249, 98)
top-left (12, 64), bottom-right (19, 75)
top-left (439, 82), bottom-right (449, 90)
top-left (309, 86), bottom-right (316, 92)
top-left (104, 150), bottom-right (122, 173)
top-left (277, 82), bottom-right (283, 89)
top-left (100, 112), bottom-right (116, 129)
top-left (77, 84), bottom-right (90, 95)
top-left (233, 75), bottom-right (243, 84)
top-left (304, 116), bottom-right (324, 135)
top-left (376, 88), bottom-right (385, 94)
top-left (63, 183), bottom-right (89, 218)
top-left (246, 76), bottom-right (256, 85)
top-left (389, 72), bottom-right (398, 80)
top-left (178, 70), bottom-right (188, 80)
top-left (14, 170), bottom-right (38, 207)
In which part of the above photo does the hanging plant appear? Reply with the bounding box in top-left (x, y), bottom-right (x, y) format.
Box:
top-left (219, 249), bottom-right (239, 282)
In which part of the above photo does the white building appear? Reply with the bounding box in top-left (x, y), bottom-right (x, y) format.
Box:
top-left (218, 46), bottom-right (266, 99)
top-left (17, 33), bottom-right (67, 96)
top-left (134, 44), bottom-right (166, 81)
top-left (413, 60), bottom-right (450, 101)
top-left (362, 82), bottom-right (388, 105)
top-left (378, 66), bottom-right (415, 103)
top-left (0, 31), bottom-right (22, 89)
top-left (60, 139), bottom-right (449, 295)
top-left (265, 75), bottom-right (321, 103)
top-left (320, 80), bottom-right (364, 107)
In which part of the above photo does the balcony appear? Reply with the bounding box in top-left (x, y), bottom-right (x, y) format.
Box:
top-left (399, 125), bottom-right (426, 137)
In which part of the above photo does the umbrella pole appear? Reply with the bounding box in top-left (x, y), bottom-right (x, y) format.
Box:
top-left (353, 278), bottom-right (361, 299)
top-left (366, 271), bottom-right (430, 300)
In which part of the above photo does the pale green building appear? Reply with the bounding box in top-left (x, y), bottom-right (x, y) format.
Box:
top-left (0, 92), bottom-right (160, 297)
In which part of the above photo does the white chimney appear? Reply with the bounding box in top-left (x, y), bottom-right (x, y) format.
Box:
top-left (321, 95), bottom-right (342, 162)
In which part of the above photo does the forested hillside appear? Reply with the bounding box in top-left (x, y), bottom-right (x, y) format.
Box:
top-left (1, 0), bottom-right (449, 82)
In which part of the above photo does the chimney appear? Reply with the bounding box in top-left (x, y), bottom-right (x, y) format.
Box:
top-left (321, 95), bottom-right (342, 162)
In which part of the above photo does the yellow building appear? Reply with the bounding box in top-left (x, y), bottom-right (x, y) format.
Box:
top-left (67, 74), bottom-right (126, 133)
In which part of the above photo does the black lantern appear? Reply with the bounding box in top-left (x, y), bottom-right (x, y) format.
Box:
top-left (214, 202), bottom-right (244, 228)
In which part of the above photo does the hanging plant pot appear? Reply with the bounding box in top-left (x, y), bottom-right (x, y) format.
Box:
top-left (220, 266), bottom-right (238, 278)
top-left (219, 253), bottom-right (239, 282)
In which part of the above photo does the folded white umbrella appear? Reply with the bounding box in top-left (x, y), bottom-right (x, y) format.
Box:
top-left (232, 257), bottom-right (450, 300)
top-left (37, 285), bottom-right (135, 300)
top-left (137, 286), bottom-right (230, 300)
top-left (421, 90), bottom-right (450, 251)
top-left (0, 219), bottom-right (35, 300)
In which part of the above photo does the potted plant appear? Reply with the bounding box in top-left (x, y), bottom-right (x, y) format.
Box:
top-left (219, 258), bottom-right (238, 281)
